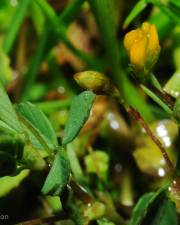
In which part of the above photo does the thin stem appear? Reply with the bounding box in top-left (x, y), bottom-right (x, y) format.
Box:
top-left (141, 85), bottom-right (173, 115)
top-left (128, 106), bottom-right (175, 172)
top-left (147, 73), bottom-right (175, 109)
top-left (149, 85), bottom-right (175, 109)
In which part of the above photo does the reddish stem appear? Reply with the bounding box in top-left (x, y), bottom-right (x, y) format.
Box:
top-left (128, 106), bottom-right (175, 172)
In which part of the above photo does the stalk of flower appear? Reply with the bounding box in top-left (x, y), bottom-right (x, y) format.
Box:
top-left (124, 22), bottom-right (161, 80)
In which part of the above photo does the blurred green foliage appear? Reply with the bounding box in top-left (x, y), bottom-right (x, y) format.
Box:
top-left (0, 0), bottom-right (179, 224)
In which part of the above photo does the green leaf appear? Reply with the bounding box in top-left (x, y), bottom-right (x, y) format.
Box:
top-left (0, 120), bottom-right (17, 134)
top-left (62, 91), bottom-right (96, 145)
top-left (42, 150), bottom-right (70, 196)
top-left (3, 0), bottom-right (31, 54)
top-left (129, 184), bottom-right (169, 225)
top-left (0, 82), bottom-right (22, 133)
top-left (20, 121), bottom-right (49, 152)
top-left (123, 0), bottom-right (147, 28)
top-left (148, 198), bottom-right (178, 225)
top-left (129, 193), bottom-right (155, 225)
top-left (0, 169), bottom-right (30, 197)
top-left (16, 102), bottom-right (57, 151)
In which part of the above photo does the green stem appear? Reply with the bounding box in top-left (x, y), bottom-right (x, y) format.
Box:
top-left (149, 73), bottom-right (162, 91)
top-left (141, 85), bottom-right (173, 115)
top-left (128, 106), bottom-right (175, 172)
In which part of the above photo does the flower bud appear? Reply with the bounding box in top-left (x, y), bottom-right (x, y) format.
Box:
top-left (124, 22), bottom-right (160, 77)
top-left (74, 71), bottom-right (120, 97)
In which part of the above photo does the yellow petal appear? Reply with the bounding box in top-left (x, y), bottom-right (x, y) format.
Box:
top-left (130, 35), bottom-right (147, 69)
top-left (124, 29), bottom-right (144, 54)
top-left (124, 30), bottom-right (138, 54)
top-left (147, 24), bottom-right (160, 55)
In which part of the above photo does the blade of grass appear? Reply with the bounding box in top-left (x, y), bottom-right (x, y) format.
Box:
top-left (59, 0), bottom-right (85, 25)
top-left (149, 11), bottom-right (175, 41)
top-left (3, 0), bottom-right (31, 54)
top-left (123, 0), bottom-right (147, 29)
top-left (36, 0), bottom-right (105, 69)
top-left (148, 0), bottom-right (180, 24)
top-left (21, 27), bottom-right (54, 100)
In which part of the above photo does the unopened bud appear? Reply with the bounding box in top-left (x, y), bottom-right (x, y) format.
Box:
top-left (74, 71), bottom-right (120, 98)
top-left (124, 22), bottom-right (160, 78)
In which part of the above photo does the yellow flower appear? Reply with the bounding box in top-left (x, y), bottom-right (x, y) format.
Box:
top-left (124, 22), bottom-right (160, 76)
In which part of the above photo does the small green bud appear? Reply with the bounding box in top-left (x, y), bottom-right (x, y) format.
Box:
top-left (74, 71), bottom-right (120, 98)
